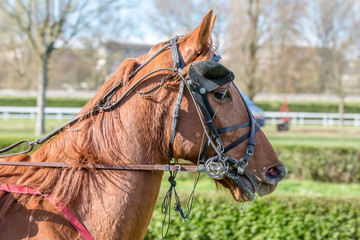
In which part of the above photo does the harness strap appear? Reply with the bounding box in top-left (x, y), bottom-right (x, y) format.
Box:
top-left (192, 92), bottom-right (220, 140)
top-left (223, 125), bottom-right (260, 153)
top-left (169, 81), bottom-right (185, 157)
top-left (217, 121), bottom-right (251, 134)
top-left (200, 93), bottom-right (215, 118)
top-left (0, 162), bottom-right (208, 172)
top-left (236, 84), bottom-right (257, 166)
top-left (170, 36), bottom-right (184, 70)
top-left (199, 138), bottom-right (212, 163)
top-left (216, 120), bottom-right (260, 154)
top-left (0, 183), bottom-right (94, 240)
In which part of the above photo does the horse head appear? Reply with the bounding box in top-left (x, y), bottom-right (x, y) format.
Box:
top-left (144, 10), bottom-right (287, 202)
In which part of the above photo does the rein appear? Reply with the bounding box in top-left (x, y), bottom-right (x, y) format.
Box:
top-left (0, 161), bottom-right (207, 172)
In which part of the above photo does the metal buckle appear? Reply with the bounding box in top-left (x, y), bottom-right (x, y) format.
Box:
top-left (174, 165), bottom-right (182, 173)
top-left (236, 158), bottom-right (248, 175)
top-left (215, 137), bottom-right (224, 152)
top-left (246, 148), bottom-right (253, 156)
top-left (164, 164), bottom-right (182, 173)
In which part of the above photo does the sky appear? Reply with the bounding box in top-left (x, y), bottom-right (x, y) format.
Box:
top-left (110, 1), bottom-right (170, 45)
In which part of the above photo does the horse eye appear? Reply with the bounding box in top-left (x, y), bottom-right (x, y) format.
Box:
top-left (213, 91), bottom-right (231, 101)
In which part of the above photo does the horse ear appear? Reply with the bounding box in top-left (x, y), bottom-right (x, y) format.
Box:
top-left (188, 9), bottom-right (214, 52)
top-left (210, 14), bottom-right (217, 32)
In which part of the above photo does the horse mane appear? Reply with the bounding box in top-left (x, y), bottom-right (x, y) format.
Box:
top-left (0, 35), bottom-right (214, 217)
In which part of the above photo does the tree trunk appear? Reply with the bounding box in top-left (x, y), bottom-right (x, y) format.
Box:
top-left (338, 94), bottom-right (345, 128)
top-left (35, 56), bottom-right (49, 136)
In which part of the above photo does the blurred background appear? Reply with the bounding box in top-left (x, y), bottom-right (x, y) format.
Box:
top-left (0, 0), bottom-right (359, 239)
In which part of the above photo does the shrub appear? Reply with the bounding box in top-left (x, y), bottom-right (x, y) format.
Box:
top-left (274, 144), bottom-right (360, 183)
top-left (0, 97), bottom-right (88, 107)
top-left (145, 194), bottom-right (360, 240)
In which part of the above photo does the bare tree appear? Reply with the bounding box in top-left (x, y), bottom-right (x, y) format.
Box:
top-left (308, 0), bottom-right (355, 126)
top-left (350, 1), bottom-right (360, 95)
top-left (0, 0), bottom-right (126, 136)
top-left (225, 0), bottom-right (305, 100)
top-left (0, 11), bottom-right (39, 89)
top-left (146, 0), bottom-right (229, 46)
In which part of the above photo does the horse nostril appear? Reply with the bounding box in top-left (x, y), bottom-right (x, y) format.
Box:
top-left (265, 165), bottom-right (287, 184)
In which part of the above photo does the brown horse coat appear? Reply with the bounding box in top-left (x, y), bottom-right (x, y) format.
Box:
top-left (0, 10), bottom-right (285, 240)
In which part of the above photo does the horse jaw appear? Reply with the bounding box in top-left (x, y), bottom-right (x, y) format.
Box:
top-left (218, 175), bottom-right (256, 202)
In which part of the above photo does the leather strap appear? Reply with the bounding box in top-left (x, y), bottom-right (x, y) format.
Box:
top-left (0, 161), bottom-right (206, 172)
top-left (217, 121), bottom-right (250, 134)
top-left (0, 183), bottom-right (94, 240)
top-left (170, 36), bottom-right (184, 70)
top-left (169, 81), bottom-right (185, 157)
top-left (223, 125), bottom-right (260, 153)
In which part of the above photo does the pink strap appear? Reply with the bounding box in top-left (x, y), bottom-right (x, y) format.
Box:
top-left (0, 183), bottom-right (94, 240)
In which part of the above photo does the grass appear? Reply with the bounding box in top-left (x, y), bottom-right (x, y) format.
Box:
top-left (0, 119), bottom-right (68, 139)
top-left (159, 173), bottom-right (360, 198)
top-left (261, 125), bottom-right (360, 148)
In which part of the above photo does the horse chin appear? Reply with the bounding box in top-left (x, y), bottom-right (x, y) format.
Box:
top-left (221, 174), bottom-right (256, 202)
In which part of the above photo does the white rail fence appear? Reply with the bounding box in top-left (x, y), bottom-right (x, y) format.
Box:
top-left (264, 111), bottom-right (360, 127)
top-left (0, 106), bottom-right (360, 127)
top-left (0, 106), bottom-right (81, 120)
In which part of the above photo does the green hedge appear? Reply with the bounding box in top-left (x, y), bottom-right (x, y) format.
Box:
top-left (274, 144), bottom-right (360, 183)
top-left (255, 100), bottom-right (360, 113)
top-left (1, 97), bottom-right (360, 113)
top-left (145, 194), bottom-right (360, 240)
top-left (0, 97), bottom-right (89, 107)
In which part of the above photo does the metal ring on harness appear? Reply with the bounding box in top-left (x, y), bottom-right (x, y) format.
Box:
top-left (204, 156), bottom-right (229, 179)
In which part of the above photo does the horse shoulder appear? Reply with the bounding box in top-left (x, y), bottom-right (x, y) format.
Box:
top-left (0, 195), bottom-right (80, 240)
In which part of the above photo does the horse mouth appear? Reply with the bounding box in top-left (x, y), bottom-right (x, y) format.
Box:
top-left (221, 173), bottom-right (256, 202)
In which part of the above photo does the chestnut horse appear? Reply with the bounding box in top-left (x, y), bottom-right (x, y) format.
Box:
top-left (0, 10), bottom-right (286, 240)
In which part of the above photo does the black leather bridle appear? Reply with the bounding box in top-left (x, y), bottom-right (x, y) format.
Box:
top-left (168, 36), bottom-right (260, 179)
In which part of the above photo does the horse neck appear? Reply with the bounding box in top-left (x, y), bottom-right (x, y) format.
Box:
top-left (67, 90), bottom-right (173, 239)
top-left (70, 170), bottom-right (164, 239)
